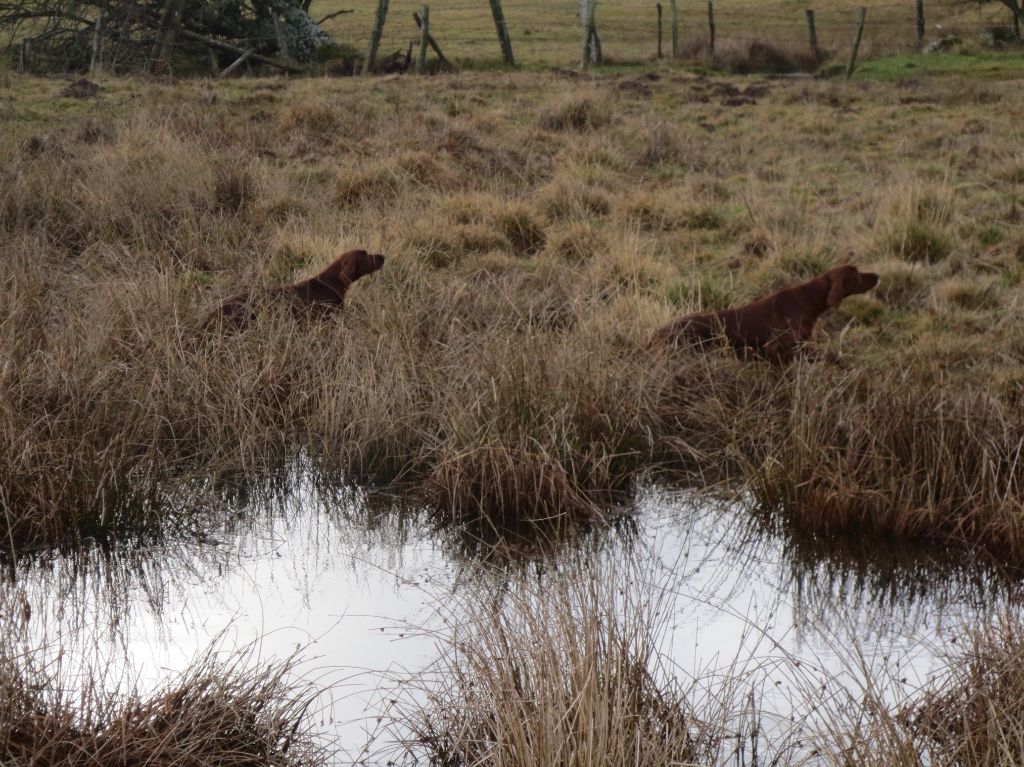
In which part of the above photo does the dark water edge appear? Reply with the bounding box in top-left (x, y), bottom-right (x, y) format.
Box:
top-left (4, 469), bottom-right (1024, 764)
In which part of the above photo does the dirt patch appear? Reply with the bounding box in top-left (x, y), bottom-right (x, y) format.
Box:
top-left (686, 80), bottom-right (770, 106)
top-left (60, 78), bottom-right (100, 99)
top-left (616, 79), bottom-right (653, 97)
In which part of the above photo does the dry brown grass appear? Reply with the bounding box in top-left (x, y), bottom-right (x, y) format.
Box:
top-left (811, 615), bottom-right (1024, 767)
top-left (659, 356), bottom-right (1024, 558)
top-left (1, 70), bottom-right (1023, 560)
top-left (0, 640), bottom-right (327, 765)
top-left (392, 555), bottom-right (725, 766)
top-left (903, 618), bottom-right (1024, 767)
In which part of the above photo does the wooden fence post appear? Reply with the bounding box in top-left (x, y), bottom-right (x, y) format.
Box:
top-left (846, 7), bottom-right (866, 80)
top-left (416, 5), bottom-right (429, 73)
top-left (363, 0), bottom-right (390, 75)
top-left (90, 8), bottom-right (105, 75)
top-left (148, 0), bottom-right (174, 71)
top-left (580, 0), bottom-right (593, 68)
top-left (805, 9), bottom-right (818, 56)
top-left (707, 0), bottom-right (715, 56)
top-left (273, 14), bottom-right (292, 61)
top-left (657, 3), bottom-right (663, 58)
top-left (669, 0), bottom-right (679, 56)
top-left (488, 0), bottom-right (515, 65)
top-left (150, 0), bottom-right (185, 75)
top-left (413, 10), bottom-right (452, 68)
top-left (590, 9), bottom-right (602, 64)
top-left (915, 0), bottom-right (925, 43)
top-left (207, 47), bottom-right (220, 77)
top-left (17, 39), bottom-right (30, 74)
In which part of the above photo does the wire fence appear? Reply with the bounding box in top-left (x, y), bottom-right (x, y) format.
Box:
top-left (317, 0), bottom-right (1019, 68)
top-left (7, 0), bottom-right (1020, 75)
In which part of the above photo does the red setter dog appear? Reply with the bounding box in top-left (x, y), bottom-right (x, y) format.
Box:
top-left (205, 249), bottom-right (385, 329)
top-left (652, 264), bottom-right (880, 362)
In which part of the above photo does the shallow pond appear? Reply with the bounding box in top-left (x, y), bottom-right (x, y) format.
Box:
top-left (7, 472), bottom-right (1024, 764)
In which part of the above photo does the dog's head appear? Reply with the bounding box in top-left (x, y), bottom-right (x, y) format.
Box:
top-left (825, 264), bottom-right (880, 308)
top-left (322, 249), bottom-right (386, 284)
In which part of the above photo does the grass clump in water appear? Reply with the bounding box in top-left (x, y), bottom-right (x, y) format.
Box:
top-left (0, 642), bottom-right (327, 766)
top-left (904, 618), bottom-right (1024, 766)
top-left (660, 360), bottom-right (1024, 560)
top-left (395, 557), bottom-right (722, 766)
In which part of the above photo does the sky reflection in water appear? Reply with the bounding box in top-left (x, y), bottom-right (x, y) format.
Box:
top-left (8, 476), bottom-right (1024, 763)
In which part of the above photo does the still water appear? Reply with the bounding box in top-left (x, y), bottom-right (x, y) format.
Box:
top-left (8, 472), bottom-right (1024, 764)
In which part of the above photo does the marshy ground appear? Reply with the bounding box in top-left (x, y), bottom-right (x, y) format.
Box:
top-left (2, 57), bottom-right (1024, 764)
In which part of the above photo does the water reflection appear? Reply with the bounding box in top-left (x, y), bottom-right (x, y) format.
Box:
top-left (750, 501), bottom-right (1024, 645)
top-left (3, 475), bottom-right (1024, 763)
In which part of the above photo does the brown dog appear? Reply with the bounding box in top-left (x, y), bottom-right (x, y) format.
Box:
top-left (205, 249), bottom-right (385, 329)
top-left (652, 264), bottom-right (880, 362)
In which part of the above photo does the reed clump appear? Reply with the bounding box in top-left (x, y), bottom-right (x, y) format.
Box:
top-left (396, 558), bottom-right (722, 766)
top-left (658, 354), bottom-right (1024, 558)
top-left (0, 644), bottom-right (327, 766)
top-left (904, 618), bottom-right (1024, 766)
top-left (818, 615), bottom-right (1024, 766)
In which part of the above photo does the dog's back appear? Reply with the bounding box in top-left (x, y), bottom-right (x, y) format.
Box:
top-left (651, 265), bottom-right (879, 361)
top-left (201, 249), bottom-right (386, 332)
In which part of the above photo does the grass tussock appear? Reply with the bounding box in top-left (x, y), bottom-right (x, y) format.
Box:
top-left (396, 558), bottom-right (721, 766)
top-left (660, 360), bottom-right (1024, 558)
top-left (537, 93), bottom-right (613, 132)
top-left (716, 39), bottom-right (827, 74)
top-left (905, 618), bottom-right (1024, 766)
top-left (821, 615), bottom-right (1024, 767)
top-left (0, 642), bottom-right (326, 766)
top-left (890, 220), bottom-right (953, 262)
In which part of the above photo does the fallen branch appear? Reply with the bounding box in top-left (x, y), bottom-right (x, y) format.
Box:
top-left (217, 47), bottom-right (253, 78)
top-left (316, 9), bottom-right (354, 25)
top-left (178, 28), bottom-right (305, 73)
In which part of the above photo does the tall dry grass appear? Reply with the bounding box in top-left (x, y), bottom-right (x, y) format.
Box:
top-left (811, 615), bottom-right (1024, 767)
top-left (392, 555), bottom-right (727, 766)
top-left (1, 72), bottom-right (1023, 559)
top-left (0, 639), bottom-right (327, 765)
top-left (390, 529), bottom-right (1024, 766)
top-left (659, 356), bottom-right (1024, 558)
top-left (903, 617), bottom-right (1024, 767)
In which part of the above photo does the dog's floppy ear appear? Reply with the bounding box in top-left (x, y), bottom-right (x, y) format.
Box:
top-left (339, 250), bottom-right (363, 282)
top-left (826, 268), bottom-right (846, 308)
top-left (321, 250), bottom-right (363, 283)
